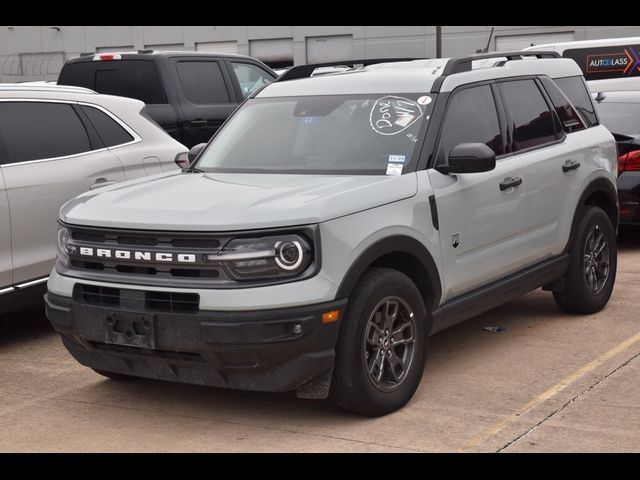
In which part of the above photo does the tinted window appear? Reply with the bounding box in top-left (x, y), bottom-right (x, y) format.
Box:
top-left (437, 85), bottom-right (503, 164)
top-left (93, 60), bottom-right (165, 104)
top-left (500, 80), bottom-right (557, 152)
top-left (596, 102), bottom-right (640, 136)
top-left (554, 76), bottom-right (598, 128)
top-left (540, 77), bottom-right (585, 133)
top-left (176, 61), bottom-right (230, 104)
top-left (81, 106), bottom-right (134, 147)
top-left (0, 102), bottom-right (91, 165)
top-left (232, 63), bottom-right (274, 99)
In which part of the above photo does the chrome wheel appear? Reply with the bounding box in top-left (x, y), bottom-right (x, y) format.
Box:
top-left (584, 224), bottom-right (610, 295)
top-left (362, 296), bottom-right (416, 392)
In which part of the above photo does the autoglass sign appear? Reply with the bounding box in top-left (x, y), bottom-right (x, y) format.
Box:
top-left (563, 45), bottom-right (640, 81)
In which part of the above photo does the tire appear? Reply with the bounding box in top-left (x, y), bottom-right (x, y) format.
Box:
top-left (554, 206), bottom-right (617, 314)
top-left (92, 369), bottom-right (140, 381)
top-left (330, 268), bottom-right (429, 417)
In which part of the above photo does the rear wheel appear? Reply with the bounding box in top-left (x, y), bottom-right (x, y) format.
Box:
top-left (330, 268), bottom-right (428, 417)
top-left (554, 206), bottom-right (617, 314)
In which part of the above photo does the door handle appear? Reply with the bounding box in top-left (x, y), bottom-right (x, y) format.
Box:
top-left (190, 120), bottom-right (208, 126)
top-left (562, 160), bottom-right (581, 173)
top-left (500, 177), bottom-right (523, 191)
top-left (90, 179), bottom-right (117, 190)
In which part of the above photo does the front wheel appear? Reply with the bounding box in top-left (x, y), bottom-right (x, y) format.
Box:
top-left (554, 206), bottom-right (617, 314)
top-left (330, 268), bottom-right (428, 416)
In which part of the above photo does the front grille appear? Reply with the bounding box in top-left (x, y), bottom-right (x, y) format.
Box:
top-left (75, 284), bottom-right (200, 313)
top-left (146, 291), bottom-right (199, 313)
top-left (77, 285), bottom-right (121, 306)
top-left (66, 226), bottom-right (234, 287)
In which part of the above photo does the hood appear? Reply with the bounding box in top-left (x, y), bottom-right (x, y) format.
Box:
top-left (61, 171), bottom-right (417, 231)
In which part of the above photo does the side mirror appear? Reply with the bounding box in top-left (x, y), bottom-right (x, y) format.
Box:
top-left (438, 143), bottom-right (496, 174)
top-left (188, 143), bottom-right (207, 163)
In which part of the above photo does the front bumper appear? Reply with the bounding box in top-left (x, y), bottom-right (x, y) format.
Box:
top-left (45, 290), bottom-right (347, 394)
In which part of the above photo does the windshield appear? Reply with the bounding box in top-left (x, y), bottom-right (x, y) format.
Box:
top-left (195, 94), bottom-right (433, 175)
top-left (597, 102), bottom-right (640, 136)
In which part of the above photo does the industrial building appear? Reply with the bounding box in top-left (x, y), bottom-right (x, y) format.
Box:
top-left (1, 25), bottom-right (639, 82)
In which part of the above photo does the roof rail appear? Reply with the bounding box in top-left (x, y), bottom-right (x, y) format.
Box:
top-left (138, 49), bottom-right (154, 54)
top-left (431, 50), bottom-right (562, 93)
top-left (277, 58), bottom-right (427, 82)
top-left (79, 51), bottom-right (94, 56)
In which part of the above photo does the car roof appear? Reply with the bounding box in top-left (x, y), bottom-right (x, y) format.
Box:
top-left (0, 83), bottom-right (145, 108)
top-left (258, 54), bottom-right (583, 98)
top-left (65, 50), bottom-right (257, 64)
top-left (0, 83), bottom-right (97, 95)
top-left (524, 37), bottom-right (640, 54)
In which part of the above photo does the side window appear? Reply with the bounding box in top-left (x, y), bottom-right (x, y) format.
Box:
top-left (81, 106), bottom-right (134, 148)
top-left (554, 76), bottom-right (599, 128)
top-left (94, 60), bottom-right (165, 105)
top-left (176, 61), bottom-right (231, 104)
top-left (499, 80), bottom-right (557, 152)
top-left (0, 102), bottom-right (91, 165)
top-left (539, 77), bottom-right (585, 133)
top-left (231, 63), bottom-right (274, 99)
top-left (437, 84), bottom-right (503, 165)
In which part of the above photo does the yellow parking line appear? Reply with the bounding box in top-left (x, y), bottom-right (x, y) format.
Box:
top-left (461, 331), bottom-right (640, 452)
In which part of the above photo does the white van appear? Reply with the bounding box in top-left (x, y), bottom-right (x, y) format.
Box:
top-left (525, 37), bottom-right (640, 92)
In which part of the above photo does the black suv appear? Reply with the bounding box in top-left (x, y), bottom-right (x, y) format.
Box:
top-left (58, 51), bottom-right (277, 148)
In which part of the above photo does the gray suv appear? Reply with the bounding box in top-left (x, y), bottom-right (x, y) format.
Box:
top-left (46, 53), bottom-right (619, 416)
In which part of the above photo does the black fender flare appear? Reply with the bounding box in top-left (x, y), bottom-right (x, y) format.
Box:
top-left (335, 235), bottom-right (442, 309)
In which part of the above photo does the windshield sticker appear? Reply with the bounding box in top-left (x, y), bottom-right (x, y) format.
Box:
top-left (386, 162), bottom-right (404, 176)
top-left (370, 96), bottom-right (423, 136)
top-left (389, 154), bottom-right (406, 163)
top-left (300, 116), bottom-right (317, 126)
top-left (417, 96), bottom-right (432, 106)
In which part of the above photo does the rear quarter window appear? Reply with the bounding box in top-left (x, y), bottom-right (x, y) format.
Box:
top-left (553, 76), bottom-right (599, 128)
top-left (81, 106), bottom-right (134, 148)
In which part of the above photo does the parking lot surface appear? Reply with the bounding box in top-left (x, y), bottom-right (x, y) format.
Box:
top-left (1, 227), bottom-right (639, 453)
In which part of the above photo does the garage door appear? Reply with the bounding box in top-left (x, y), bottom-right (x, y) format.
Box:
top-left (97, 46), bottom-right (134, 53)
top-left (196, 41), bottom-right (238, 54)
top-left (496, 32), bottom-right (575, 52)
top-left (145, 44), bottom-right (187, 51)
top-left (250, 38), bottom-right (293, 64)
top-left (306, 35), bottom-right (353, 64)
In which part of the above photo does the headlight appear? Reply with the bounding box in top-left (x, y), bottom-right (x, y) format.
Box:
top-left (210, 234), bottom-right (313, 281)
top-left (56, 225), bottom-right (76, 267)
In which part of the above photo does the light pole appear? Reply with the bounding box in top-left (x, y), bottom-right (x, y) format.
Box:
top-left (436, 26), bottom-right (442, 58)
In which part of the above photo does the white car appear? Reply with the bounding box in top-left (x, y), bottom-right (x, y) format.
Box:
top-left (0, 84), bottom-right (187, 314)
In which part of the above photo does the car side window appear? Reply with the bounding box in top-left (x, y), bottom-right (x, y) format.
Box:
top-left (231, 63), bottom-right (274, 99)
top-left (499, 80), bottom-right (558, 153)
top-left (539, 76), bottom-right (585, 134)
top-left (81, 106), bottom-right (134, 148)
top-left (554, 76), bottom-right (599, 128)
top-left (176, 61), bottom-right (231, 105)
top-left (0, 102), bottom-right (91, 165)
top-left (436, 84), bottom-right (503, 166)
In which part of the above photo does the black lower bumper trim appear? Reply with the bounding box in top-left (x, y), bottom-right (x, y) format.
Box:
top-left (45, 292), bottom-right (347, 393)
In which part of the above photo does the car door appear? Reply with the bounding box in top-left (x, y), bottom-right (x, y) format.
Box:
top-left (227, 61), bottom-right (276, 101)
top-left (0, 100), bottom-right (126, 284)
top-left (427, 83), bottom-right (533, 302)
top-left (170, 57), bottom-right (238, 147)
top-left (0, 167), bottom-right (12, 293)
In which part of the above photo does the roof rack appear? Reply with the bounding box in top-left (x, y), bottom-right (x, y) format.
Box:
top-left (277, 58), bottom-right (427, 82)
top-left (431, 50), bottom-right (562, 93)
top-left (80, 51), bottom-right (94, 56)
top-left (138, 49), bottom-right (154, 54)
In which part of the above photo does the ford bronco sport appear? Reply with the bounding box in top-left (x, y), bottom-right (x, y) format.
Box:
top-left (46, 52), bottom-right (619, 416)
